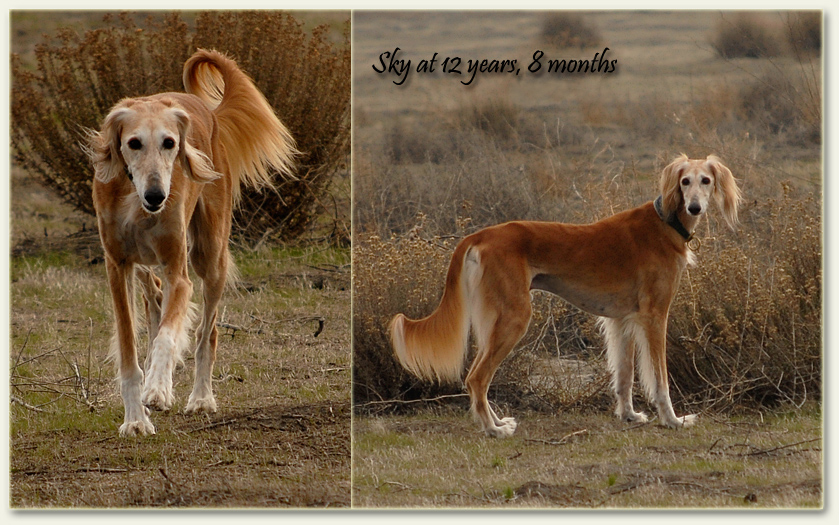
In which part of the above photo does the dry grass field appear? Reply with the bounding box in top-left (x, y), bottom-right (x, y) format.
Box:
top-left (352, 10), bottom-right (822, 509)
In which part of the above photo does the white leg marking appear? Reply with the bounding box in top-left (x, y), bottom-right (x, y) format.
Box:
top-left (142, 328), bottom-right (177, 411)
top-left (120, 367), bottom-right (155, 437)
top-left (601, 317), bottom-right (649, 424)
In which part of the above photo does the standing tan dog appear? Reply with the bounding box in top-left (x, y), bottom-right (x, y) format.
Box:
top-left (391, 155), bottom-right (741, 437)
top-left (87, 49), bottom-right (296, 436)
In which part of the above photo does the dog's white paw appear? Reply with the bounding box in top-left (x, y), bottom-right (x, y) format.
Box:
top-left (679, 414), bottom-right (698, 427)
top-left (142, 385), bottom-right (174, 412)
top-left (500, 417), bottom-right (518, 431)
top-left (184, 395), bottom-right (217, 415)
top-left (485, 417), bottom-right (518, 438)
top-left (119, 418), bottom-right (156, 437)
top-left (661, 413), bottom-right (698, 429)
top-left (622, 411), bottom-right (649, 424)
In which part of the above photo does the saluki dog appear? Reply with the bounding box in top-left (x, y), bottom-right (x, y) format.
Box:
top-left (87, 49), bottom-right (296, 436)
top-left (391, 155), bottom-right (741, 437)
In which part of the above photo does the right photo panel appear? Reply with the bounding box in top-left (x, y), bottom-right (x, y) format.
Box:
top-left (352, 11), bottom-right (822, 509)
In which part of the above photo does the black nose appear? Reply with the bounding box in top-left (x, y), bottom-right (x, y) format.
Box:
top-left (688, 203), bottom-right (702, 215)
top-left (144, 188), bottom-right (166, 210)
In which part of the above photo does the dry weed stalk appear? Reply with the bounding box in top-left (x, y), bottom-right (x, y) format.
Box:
top-left (10, 323), bottom-right (105, 413)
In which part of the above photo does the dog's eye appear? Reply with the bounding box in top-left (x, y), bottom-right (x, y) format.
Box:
top-left (681, 178), bottom-right (690, 186)
top-left (701, 177), bottom-right (711, 185)
top-left (162, 137), bottom-right (176, 150)
top-left (127, 138), bottom-right (142, 150)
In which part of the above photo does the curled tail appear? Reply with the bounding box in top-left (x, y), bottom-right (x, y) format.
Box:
top-left (390, 240), bottom-right (482, 383)
top-left (182, 49), bottom-right (298, 204)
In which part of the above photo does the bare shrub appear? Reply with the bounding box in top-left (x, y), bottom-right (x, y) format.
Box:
top-left (382, 97), bottom-right (529, 165)
top-left (541, 12), bottom-right (602, 49)
top-left (194, 12), bottom-right (351, 241)
top-left (684, 67), bottom-right (821, 149)
top-left (11, 11), bottom-right (350, 242)
top-left (352, 230), bottom-right (463, 408)
top-left (711, 13), bottom-right (782, 59)
top-left (668, 187), bottom-right (821, 410)
top-left (785, 11), bottom-right (822, 56)
top-left (354, 145), bottom-right (549, 237)
top-left (735, 70), bottom-right (821, 145)
top-left (454, 96), bottom-right (522, 144)
top-left (383, 120), bottom-right (463, 164)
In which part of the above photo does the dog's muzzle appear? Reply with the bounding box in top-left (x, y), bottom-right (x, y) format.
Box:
top-left (143, 188), bottom-right (167, 213)
top-left (687, 202), bottom-right (702, 216)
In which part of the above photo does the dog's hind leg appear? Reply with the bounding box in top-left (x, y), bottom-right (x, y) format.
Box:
top-left (141, 253), bottom-right (194, 412)
top-left (465, 259), bottom-right (531, 438)
top-left (601, 317), bottom-right (649, 424)
top-left (136, 267), bottom-right (163, 372)
top-left (106, 260), bottom-right (155, 436)
top-left (466, 306), bottom-right (530, 438)
top-left (184, 247), bottom-right (230, 414)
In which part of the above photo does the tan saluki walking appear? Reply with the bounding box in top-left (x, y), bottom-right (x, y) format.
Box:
top-left (87, 49), bottom-right (297, 436)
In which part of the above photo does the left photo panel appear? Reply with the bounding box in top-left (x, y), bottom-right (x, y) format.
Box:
top-left (9, 11), bottom-right (351, 507)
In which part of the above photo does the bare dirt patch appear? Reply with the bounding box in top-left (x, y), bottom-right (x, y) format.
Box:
top-left (12, 403), bottom-right (349, 508)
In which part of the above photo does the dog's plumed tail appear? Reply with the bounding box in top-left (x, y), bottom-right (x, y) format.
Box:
top-left (390, 240), bottom-right (479, 383)
top-left (183, 49), bottom-right (298, 204)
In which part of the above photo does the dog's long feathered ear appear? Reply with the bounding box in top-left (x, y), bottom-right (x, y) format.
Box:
top-left (659, 154), bottom-right (689, 218)
top-left (89, 107), bottom-right (132, 183)
top-left (172, 108), bottom-right (221, 183)
top-left (706, 155), bottom-right (742, 229)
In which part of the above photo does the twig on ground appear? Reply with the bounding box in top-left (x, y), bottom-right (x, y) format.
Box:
top-left (738, 437), bottom-right (821, 456)
top-left (74, 467), bottom-right (128, 474)
top-left (217, 321), bottom-right (264, 335)
top-left (620, 419), bottom-right (654, 431)
top-left (305, 263), bottom-right (350, 273)
top-left (525, 429), bottom-right (588, 446)
top-left (12, 347), bottom-right (60, 370)
top-left (356, 393), bottom-right (470, 408)
top-left (247, 313), bottom-right (325, 337)
top-left (378, 481), bottom-right (411, 491)
top-left (11, 395), bottom-right (49, 413)
top-left (186, 418), bottom-right (240, 433)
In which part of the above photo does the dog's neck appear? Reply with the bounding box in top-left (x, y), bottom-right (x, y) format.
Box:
top-left (654, 196), bottom-right (697, 242)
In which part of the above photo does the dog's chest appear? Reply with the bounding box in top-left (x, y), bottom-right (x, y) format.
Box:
top-left (105, 213), bottom-right (177, 266)
top-left (130, 226), bottom-right (164, 265)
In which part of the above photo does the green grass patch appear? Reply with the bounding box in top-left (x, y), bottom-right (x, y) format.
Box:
top-left (12, 251), bottom-right (80, 278)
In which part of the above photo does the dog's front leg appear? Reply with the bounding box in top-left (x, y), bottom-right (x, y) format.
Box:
top-left (643, 317), bottom-right (697, 428)
top-left (106, 259), bottom-right (155, 436)
top-left (142, 258), bottom-right (193, 412)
